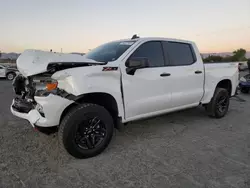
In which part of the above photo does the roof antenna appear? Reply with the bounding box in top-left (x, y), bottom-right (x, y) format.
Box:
top-left (131, 34), bottom-right (139, 39)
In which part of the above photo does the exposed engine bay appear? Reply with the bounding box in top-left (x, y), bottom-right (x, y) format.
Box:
top-left (12, 59), bottom-right (104, 98)
top-left (12, 74), bottom-right (51, 115)
top-left (12, 49), bottom-right (105, 115)
top-left (12, 72), bottom-right (75, 115)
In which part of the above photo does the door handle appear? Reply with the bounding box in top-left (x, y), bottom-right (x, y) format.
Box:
top-left (195, 70), bottom-right (202, 74)
top-left (160, 73), bottom-right (171, 77)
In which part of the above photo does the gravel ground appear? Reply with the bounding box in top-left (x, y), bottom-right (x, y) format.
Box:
top-left (0, 73), bottom-right (250, 188)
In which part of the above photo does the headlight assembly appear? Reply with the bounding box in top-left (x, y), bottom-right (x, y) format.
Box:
top-left (33, 77), bottom-right (58, 96)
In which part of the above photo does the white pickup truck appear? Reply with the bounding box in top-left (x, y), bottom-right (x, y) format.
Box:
top-left (11, 36), bottom-right (239, 158)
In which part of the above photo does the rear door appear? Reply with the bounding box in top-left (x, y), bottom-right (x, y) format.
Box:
top-left (121, 41), bottom-right (172, 119)
top-left (162, 41), bottom-right (204, 107)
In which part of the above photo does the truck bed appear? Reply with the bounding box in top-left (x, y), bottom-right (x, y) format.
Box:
top-left (201, 62), bottom-right (239, 103)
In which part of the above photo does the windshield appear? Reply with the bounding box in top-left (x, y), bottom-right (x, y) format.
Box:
top-left (85, 40), bottom-right (135, 62)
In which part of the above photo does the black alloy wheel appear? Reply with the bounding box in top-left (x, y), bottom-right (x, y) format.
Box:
top-left (75, 117), bottom-right (107, 149)
top-left (59, 103), bottom-right (114, 159)
top-left (216, 95), bottom-right (229, 114)
top-left (206, 88), bottom-right (230, 118)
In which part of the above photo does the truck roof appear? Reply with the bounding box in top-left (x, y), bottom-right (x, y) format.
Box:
top-left (139, 37), bottom-right (194, 44)
top-left (115, 37), bottom-right (195, 45)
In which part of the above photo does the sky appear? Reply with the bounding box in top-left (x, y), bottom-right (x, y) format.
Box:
top-left (1, 0), bottom-right (250, 53)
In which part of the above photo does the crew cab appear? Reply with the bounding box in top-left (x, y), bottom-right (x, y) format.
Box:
top-left (11, 37), bottom-right (239, 158)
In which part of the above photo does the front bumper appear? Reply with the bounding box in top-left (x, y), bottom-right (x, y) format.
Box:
top-left (11, 94), bottom-right (73, 127)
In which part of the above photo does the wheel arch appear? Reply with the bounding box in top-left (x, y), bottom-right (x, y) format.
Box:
top-left (60, 92), bottom-right (121, 127)
top-left (215, 79), bottom-right (232, 95)
top-left (202, 78), bottom-right (234, 104)
top-left (6, 71), bottom-right (16, 76)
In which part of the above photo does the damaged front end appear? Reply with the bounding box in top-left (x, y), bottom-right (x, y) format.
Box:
top-left (11, 50), bottom-right (106, 134)
top-left (11, 72), bottom-right (74, 134)
top-left (12, 72), bottom-right (59, 112)
top-left (12, 75), bottom-right (36, 114)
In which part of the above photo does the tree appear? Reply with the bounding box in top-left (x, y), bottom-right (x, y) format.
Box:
top-left (223, 55), bottom-right (234, 62)
top-left (202, 48), bottom-right (248, 63)
top-left (232, 48), bottom-right (247, 61)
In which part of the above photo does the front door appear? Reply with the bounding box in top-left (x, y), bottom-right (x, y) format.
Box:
top-left (121, 41), bottom-right (172, 120)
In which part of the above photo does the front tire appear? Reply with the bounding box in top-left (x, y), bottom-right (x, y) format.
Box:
top-left (59, 103), bottom-right (114, 159)
top-left (206, 88), bottom-right (230, 118)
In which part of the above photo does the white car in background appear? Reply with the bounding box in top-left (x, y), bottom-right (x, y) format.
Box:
top-left (0, 64), bottom-right (19, 80)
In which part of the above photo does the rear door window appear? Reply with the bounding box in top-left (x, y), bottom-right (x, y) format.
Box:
top-left (163, 42), bottom-right (196, 66)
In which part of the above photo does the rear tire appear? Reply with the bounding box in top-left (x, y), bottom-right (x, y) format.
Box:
top-left (59, 103), bottom-right (114, 159)
top-left (206, 88), bottom-right (230, 118)
top-left (6, 72), bottom-right (16, 80)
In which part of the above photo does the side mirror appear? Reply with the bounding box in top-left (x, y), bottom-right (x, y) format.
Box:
top-left (125, 57), bottom-right (149, 75)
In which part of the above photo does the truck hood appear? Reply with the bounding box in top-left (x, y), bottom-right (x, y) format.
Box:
top-left (17, 50), bottom-right (104, 77)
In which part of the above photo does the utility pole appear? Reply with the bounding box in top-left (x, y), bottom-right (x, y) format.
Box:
top-left (61, 48), bottom-right (62, 53)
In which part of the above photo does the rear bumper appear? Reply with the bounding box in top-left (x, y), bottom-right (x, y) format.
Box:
top-left (11, 94), bottom-right (73, 127)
